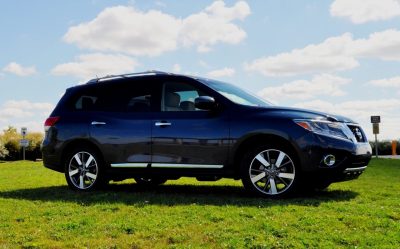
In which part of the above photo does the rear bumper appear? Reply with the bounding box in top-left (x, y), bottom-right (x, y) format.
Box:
top-left (42, 154), bottom-right (64, 173)
top-left (41, 135), bottom-right (64, 173)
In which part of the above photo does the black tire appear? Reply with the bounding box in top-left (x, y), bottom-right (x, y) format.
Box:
top-left (240, 143), bottom-right (301, 198)
top-left (64, 146), bottom-right (106, 191)
top-left (134, 177), bottom-right (167, 186)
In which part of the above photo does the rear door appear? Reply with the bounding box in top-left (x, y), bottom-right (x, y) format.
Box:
top-left (86, 79), bottom-right (156, 167)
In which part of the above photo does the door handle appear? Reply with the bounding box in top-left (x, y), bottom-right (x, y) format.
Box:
top-left (155, 121), bottom-right (171, 127)
top-left (91, 121), bottom-right (106, 125)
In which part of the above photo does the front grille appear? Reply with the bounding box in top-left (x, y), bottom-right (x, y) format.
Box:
top-left (347, 125), bottom-right (367, 143)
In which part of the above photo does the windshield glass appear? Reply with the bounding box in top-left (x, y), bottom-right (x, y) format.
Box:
top-left (199, 78), bottom-right (272, 107)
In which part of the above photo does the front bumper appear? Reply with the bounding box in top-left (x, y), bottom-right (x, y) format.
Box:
top-left (297, 133), bottom-right (372, 183)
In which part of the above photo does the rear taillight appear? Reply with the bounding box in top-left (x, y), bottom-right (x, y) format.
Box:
top-left (44, 116), bottom-right (60, 132)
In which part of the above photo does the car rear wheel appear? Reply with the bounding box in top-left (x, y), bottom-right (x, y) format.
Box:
top-left (64, 148), bottom-right (105, 191)
top-left (134, 177), bottom-right (167, 186)
top-left (241, 145), bottom-right (299, 198)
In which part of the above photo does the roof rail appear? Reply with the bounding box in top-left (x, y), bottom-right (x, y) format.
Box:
top-left (86, 70), bottom-right (170, 84)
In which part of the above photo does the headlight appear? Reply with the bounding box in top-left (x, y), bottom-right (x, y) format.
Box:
top-left (294, 119), bottom-right (351, 140)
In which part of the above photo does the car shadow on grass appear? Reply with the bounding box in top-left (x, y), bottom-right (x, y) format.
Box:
top-left (0, 183), bottom-right (358, 207)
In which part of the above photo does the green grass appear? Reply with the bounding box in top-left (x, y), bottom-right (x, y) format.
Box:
top-left (0, 159), bottom-right (399, 248)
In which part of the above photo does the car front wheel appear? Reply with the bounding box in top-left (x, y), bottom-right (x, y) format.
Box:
top-left (241, 145), bottom-right (299, 198)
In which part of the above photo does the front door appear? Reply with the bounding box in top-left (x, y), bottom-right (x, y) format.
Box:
top-left (151, 80), bottom-right (230, 170)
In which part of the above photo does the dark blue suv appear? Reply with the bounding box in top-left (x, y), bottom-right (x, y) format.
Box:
top-left (42, 71), bottom-right (372, 197)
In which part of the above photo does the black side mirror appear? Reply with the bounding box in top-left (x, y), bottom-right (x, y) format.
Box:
top-left (194, 96), bottom-right (216, 110)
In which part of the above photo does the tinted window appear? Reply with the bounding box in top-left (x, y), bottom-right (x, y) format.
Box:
top-left (75, 95), bottom-right (98, 111)
top-left (71, 80), bottom-right (154, 112)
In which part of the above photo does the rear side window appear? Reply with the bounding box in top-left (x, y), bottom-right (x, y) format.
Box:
top-left (75, 95), bottom-right (98, 110)
top-left (69, 80), bottom-right (154, 112)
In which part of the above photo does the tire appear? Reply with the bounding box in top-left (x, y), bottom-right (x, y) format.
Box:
top-left (134, 177), bottom-right (167, 186)
top-left (64, 146), bottom-right (106, 191)
top-left (241, 144), bottom-right (300, 198)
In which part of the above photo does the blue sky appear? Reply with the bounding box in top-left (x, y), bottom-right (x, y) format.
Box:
top-left (1, 0), bottom-right (400, 139)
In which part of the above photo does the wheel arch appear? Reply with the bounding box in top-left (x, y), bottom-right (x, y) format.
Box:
top-left (232, 133), bottom-right (302, 173)
top-left (61, 139), bottom-right (105, 171)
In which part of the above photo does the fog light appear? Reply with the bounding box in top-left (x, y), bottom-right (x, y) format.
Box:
top-left (323, 155), bottom-right (336, 167)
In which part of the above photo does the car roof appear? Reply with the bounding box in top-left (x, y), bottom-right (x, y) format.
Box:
top-left (85, 71), bottom-right (198, 84)
top-left (66, 71), bottom-right (206, 92)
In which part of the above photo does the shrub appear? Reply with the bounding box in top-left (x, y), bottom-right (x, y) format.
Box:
top-left (370, 140), bottom-right (400, 155)
top-left (0, 140), bottom-right (8, 159)
top-left (25, 132), bottom-right (44, 160)
top-left (0, 126), bottom-right (44, 161)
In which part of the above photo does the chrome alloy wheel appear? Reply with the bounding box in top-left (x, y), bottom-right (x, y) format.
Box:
top-left (249, 149), bottom-right (295, 196)
top-left (68, 151), bottom-right (98, 190)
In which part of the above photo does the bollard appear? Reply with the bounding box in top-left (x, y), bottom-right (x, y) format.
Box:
top-left (392, 140), bottom-right (397, 156)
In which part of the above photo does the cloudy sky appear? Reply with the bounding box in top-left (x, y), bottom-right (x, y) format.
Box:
top-left (1, 0), bottom-right (400, 140)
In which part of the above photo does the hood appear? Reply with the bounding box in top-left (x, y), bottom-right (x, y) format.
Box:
top-left (255, 106), bottom-right (357, 123)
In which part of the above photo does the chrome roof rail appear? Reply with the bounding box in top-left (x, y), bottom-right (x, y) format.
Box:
top-left (86, 70), bottom-right (170, 84)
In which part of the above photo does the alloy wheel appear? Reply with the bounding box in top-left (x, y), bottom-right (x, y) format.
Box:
top-left (249, 149), bottom-right (295, 196)
top-left (68, 151), bottom-right (98, 190)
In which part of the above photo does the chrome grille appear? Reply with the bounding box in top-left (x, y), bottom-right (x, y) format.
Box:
top-left (347, 125), bottom-right (366, 143)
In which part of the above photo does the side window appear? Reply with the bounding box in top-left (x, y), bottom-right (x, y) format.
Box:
top-left (126, 95), bottom-right (151, 112)
top-left (71, 81), bottom-right (153, 112)
top-left (74, 95), bottom-right (98, 111)
top-left (71, 86), bottom-right (100, 111)
top-left (162, 82), bottom-right (206, 112)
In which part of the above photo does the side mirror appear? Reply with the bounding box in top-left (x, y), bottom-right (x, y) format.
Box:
top-left (195, 96), bottom-right (216, 110)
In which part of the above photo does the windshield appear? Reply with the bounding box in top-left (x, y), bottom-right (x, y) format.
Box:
top-left (199, 78), bottom-right (272, 107)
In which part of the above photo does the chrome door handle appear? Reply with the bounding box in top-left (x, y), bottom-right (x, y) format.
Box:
top-left (155, 121), bottom-right (171, 127)
top-left (91, 121), bottom-right (106, 125)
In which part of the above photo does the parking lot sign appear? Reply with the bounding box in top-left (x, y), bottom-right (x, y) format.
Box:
top-left (21, 127), bottom-right (27, 137)
top-left (371, 116), bottom-right (380, 123)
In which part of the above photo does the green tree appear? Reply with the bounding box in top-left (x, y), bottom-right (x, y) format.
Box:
top-left (0, 140), bottom-right (8, 159)
top-left (1, 126), bottom-right (21, 160)
top-left (26, 132), bottom-right (44, 160)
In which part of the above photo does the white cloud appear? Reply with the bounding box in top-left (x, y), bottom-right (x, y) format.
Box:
top-left (246, 29), bottom-right (400, 77)
top-left (351, 29), bottom-right (400, 61)
top-left (258, 74), bottom-right (350, 102)
top-left (0, 100), bottom-right (55, 133)
top-left (172, 64), bottom-right (181, 73)
top-left (181, 1), bottom-right (250, 52)
top-left (294, 99), bottom-right (400, 140)
top-left (63, 1), bottom-right (250, 56)
top-left (245, 33), bottom-right (359, 76)
top-left (51, 53), bottom-right (138, 81)
top-left (369, 76), bottom-right (400, 88)
top-left (207, 67), bottom-right (235, 78)
top-left (294, 99), bottom-right (400, 117)
top-left (64, 6), bottom-right (181, 56)
top-left (2, 62), bottom-right (37, 76)
top-left (330, 0), bottom-right (400, 24)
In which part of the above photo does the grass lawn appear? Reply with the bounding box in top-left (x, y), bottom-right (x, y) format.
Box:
top-left (0, 159), bottom-right (399, 248)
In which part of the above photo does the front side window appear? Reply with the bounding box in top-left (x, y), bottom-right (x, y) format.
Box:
top-left (161, 82), bottom-right (206, 112)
